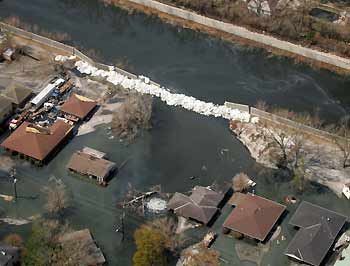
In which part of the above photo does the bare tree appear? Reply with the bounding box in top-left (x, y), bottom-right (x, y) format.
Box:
top-left (146, 217), bottom-right (186, 254)
top-left (42, 177), bottom-right (70, 216)
top-left (259, 119), bottom-right (307, 191)
top-left (332, 121), bottom-right (350, 168)
top-left (112, 93), bottom-right (152, 142)
top-left (232, 172), bottom-right (251, 192)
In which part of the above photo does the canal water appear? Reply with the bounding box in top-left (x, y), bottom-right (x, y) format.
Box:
top-left (0, 1), bottom-right (350, 266)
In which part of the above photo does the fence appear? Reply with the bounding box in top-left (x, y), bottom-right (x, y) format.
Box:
top-left (124, 0), bottom-right (350, 71)
top-left (224, 101), bottom-right (250, 113)
top-left (224, 102), bottom-right (346, 143)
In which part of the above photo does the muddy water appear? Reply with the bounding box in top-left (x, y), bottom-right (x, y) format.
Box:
top-left (1, 0), bottom-right (350, 265)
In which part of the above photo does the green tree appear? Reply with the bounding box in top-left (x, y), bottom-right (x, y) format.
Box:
top-left (133, 226), bottom-right (167, 266)
top-left (22, 220), bottom-right (69, 266)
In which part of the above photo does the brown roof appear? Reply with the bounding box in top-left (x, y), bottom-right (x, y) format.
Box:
top-left (223, 193), bottom-right (286, 241)
top-left (60, 94), bottom-right (97, 120)
top-left (1, 120), bottom-right (73, 161)
top-left (67, 151), bottom-right (116, 179)
top-left (167, 186), bottom-right (225, 224)
top-left (228, 192), bottom-right (249, 206)
top-left (59, 229), bottom-right (106, 266)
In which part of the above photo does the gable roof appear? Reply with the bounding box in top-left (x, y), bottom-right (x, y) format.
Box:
top-left (167, 186), bottom-right (225, 224)
top-left (67, 151), bottom-right (116, 179)
top-left (5, 83), bottom-right (32, 105)
top-left (285, 201), bottom-right (347, 266)
top-left (223, 193), bottom-right (286, 241)
top-left (1, 120), bottom-right (73, 161)
top-left (60, 94), bottom-right (97, 120)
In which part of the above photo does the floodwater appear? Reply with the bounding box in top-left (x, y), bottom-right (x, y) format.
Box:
top-left (0, 0), bottom-right (350, 265)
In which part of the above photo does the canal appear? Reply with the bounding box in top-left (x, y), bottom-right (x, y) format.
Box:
top-left (0, 0), bottom-right (350, 265)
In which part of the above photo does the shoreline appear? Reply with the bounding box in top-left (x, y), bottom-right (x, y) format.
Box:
top-left (103, 0), bottom-right (350, 76)
top-left (229, 120), bottom-right (350, 197)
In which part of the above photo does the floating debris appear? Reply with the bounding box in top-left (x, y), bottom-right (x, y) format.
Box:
top-left (0, 217), bottom-right (31, 225)
top-left (284, 195), bottom-right (298, 204)
top-left (203, 231), bottom-right (216, 248)
top-left (146, 198), bottom-right (167, 213)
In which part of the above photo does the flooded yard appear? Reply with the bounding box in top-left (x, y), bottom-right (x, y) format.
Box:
top-left (1, 0), bottom-right (350, 266)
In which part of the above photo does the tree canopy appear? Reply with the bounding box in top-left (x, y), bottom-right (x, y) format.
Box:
top-left (133, 225), bottom-right (167, 266)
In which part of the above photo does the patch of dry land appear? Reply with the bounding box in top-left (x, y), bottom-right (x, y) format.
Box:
top-left (230, 119), bottom-right (350, 197)
top-left (0, 32), bottom-right (146, 138)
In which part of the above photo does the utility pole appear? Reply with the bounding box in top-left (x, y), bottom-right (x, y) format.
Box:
top-left (121, 212), bottom-right (125, 242)
top-left (10, 168), bottom-right (18, 201)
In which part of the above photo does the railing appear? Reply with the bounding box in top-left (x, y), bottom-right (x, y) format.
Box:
top-left (224, 102), bottom-right (346, 143)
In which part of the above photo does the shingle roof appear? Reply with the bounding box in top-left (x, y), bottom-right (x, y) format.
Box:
top-left (223, 193), bottom-right (286, 241)
top-left (67, 151), bottom-right (116, 179)
top-left (167, 186), bottom-right (225, 224)
top-left (285, 201), bottom-right (348, 266)
top-left (5, 84), bottom-right (32, 105)
top-left (60, 94), bottom-right (97, 120)
top-left (1, 120), bottom-right (73, 161)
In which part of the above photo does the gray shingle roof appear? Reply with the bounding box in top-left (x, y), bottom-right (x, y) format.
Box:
top-left (285, 201), bottom-right (348, 266)
top-left (167, 186), bottom-right (226, 224)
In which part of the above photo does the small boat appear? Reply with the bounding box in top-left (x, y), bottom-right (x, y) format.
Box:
top-left (203, 231), bottom-right (216, 248)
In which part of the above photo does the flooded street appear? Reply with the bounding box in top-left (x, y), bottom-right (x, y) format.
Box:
top-left (1, 0), bottom-right (350, 265)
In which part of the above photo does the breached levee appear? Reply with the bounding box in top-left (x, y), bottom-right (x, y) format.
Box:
top-left (55, 56), bottom-right (252, 123)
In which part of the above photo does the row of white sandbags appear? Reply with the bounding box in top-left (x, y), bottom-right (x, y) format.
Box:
top-left (55, 56), bottom-right (252, 122)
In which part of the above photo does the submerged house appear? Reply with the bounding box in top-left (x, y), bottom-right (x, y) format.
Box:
top-left (4, 83), bottom-right (33, 108)
top-left (60, 93), bottom-right (97, 122)
top-left (59, 229), bottom-right (106, 266)
top-left (1, 120), bottom-right (73, 163)
top-left (67, 147), bottom-right (116, 185)
top-left (167, 186), bottom-right (227, 225)
top-left (223, 193), bottom-right (286, 241)
top-left (0, 96), bottom-right (13, 125)
top-left (285, 201), bottom-right (348, 266)
top-left (0, 244), bottom-right (20, 266)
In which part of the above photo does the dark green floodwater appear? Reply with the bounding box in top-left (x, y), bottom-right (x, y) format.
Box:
top-left (0, 1), bottom-right (350, 265)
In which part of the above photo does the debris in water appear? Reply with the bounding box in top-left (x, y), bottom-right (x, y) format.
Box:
top-left (0, 217), bottom-right (31, 225)
top-left (146, 198), bottom-right (167, 213)
top-left (220, 148), bottom-right (229, 155)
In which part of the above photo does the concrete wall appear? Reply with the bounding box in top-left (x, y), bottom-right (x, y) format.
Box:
top-left (224, 101), bottom-right (250, 113)
top-left (125, 0), bottom-right (350, 71)
top-left (249, 107), bottom-right (340, 141)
